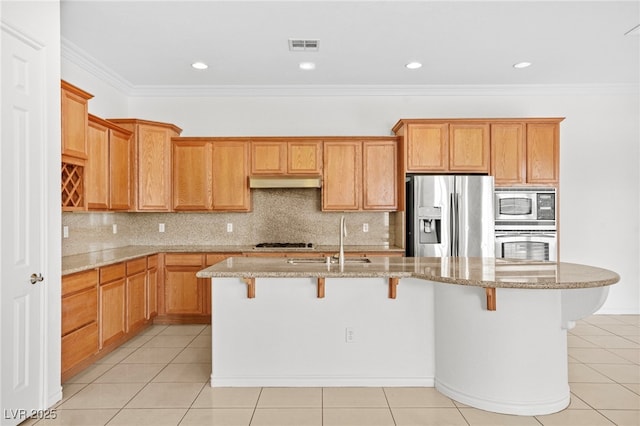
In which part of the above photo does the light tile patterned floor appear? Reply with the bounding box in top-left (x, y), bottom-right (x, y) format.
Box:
top-left (24, 315), bottom-right (639, 425)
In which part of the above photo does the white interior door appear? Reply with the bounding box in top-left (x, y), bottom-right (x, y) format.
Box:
top-left (1, 21), bottom-right (46, 426)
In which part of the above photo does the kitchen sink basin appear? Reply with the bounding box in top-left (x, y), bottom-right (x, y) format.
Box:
top-left (286, 257), bottom-right (371, 265)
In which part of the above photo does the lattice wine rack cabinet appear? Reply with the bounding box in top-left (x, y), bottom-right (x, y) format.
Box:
top-left (61, 162), bottom-right (85, 210)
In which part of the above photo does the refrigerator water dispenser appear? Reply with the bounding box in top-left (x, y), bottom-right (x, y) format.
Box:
top-left (418, 206), bottom-right (441, 244)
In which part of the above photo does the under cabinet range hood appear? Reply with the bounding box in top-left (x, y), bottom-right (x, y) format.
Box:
top-left (249, 176), bottom-right (322, 189)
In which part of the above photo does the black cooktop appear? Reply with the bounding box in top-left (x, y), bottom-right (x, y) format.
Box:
top-left (254, 242), bottom-right (314, 249)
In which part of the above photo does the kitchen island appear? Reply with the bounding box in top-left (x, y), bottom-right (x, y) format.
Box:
top-left (197, 256), bottom-right (619, 416)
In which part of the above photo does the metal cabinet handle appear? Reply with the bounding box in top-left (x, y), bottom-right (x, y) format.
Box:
top-left (30, 273), bottom-right (44, 284)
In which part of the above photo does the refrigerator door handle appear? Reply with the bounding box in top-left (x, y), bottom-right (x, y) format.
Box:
top-left (450, 193), bottom-right (458, 256)
top-left (453, 193), bottom-right (460, 256)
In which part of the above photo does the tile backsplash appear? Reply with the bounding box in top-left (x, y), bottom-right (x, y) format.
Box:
top-left (62, 189), bottom-right (398, 256)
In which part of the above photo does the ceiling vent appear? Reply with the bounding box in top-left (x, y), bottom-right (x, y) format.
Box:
top-left (288, 39), bottom-right (319, 51)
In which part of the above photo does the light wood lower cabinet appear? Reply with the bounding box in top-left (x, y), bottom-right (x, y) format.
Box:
top-left (62, 254), bottom-right (158, 381)
top-left (99, 263), bottom-right (126, 349)
top-left (158, 253), bottom-right (210, 324)
top-left (61, 269), bottom-right (98, 379)
top-left (156, 252), bottom-right (241, 324)
top-left (147, 254), bottom-right (159, 319)
top-left (126, 257), bottom-right (147, 333)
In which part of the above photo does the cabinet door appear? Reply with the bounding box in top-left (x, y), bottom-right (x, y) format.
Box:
top-left (449, 123), bottom-right (490, 172)
top-left (99, 278), bottom-right (126, 348)
top-left (173, 140), bottom-right (213, 210)
top-left (126, 271), bottom-right (147, 332)
top-left (61, 82), bottom-right (91, 159)
top-left (491, 123), bottom-right (526, 186)
top-left (109, 128), bottom-right (133, 210)
top-left (323, 141), bottom-right (361, 211)
top-left (406, 123), bottom-right (448, 172)
top-left (288, 141), bottom-right (322, 174)
top-left (527, 123), bottom-right (559, 184)
top-left (86, 118), bottom-right (110, 210)
top-left (147, 255), bottom-right (158, 320)
top-left (138, 125), bottom-right (173, 211)
top-left (362, 141), bottom-right (397, 210)
top-left (251, 141), bottom-right (286, 175)
top-left (164, 254), bottom-right (205, 315)
top-left (212, 141), bottom-right (250, 211)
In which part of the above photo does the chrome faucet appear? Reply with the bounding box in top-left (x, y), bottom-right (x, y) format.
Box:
top-left (339, 215), bottom-right (347, 268)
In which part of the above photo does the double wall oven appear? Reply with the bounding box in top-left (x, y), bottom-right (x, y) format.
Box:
top-left (494, 187), bottom-right (557, 261)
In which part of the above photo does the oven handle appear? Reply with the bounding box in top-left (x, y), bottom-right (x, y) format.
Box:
top-left (496, 233), bottom-right (557, 239)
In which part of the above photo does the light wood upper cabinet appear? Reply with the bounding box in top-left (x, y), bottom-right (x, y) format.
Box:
top-left (212, 140), bottom-right (251, 211)
top-left (61, 80), bottom-right (93, 160)
top-left (323, 141), bottom-right (361, 211)
top-left (404, 123), bottom-right (449, 172)
top-left (397, 121), bottom-right (489, 173)
top-left (490, 119), bottom-right (562, 186)
top-left (323, 139), bottom-right (398, 211)
top-left (86, 116), bottom-right (110, 210)
top-left (288, 140), bottom-right (322, 174)
top-left (251, 139), bottom-right (322, 175)
top-left (86, 115), bottom-right (133, 210)
top-left (172, 138), bottom-right (250, 212)
top-left (448, 123), bottom-right (490, 172)
top-left (395, 118), bottom-right (561, 184)
top-left (362, 140), bottom-right (398, 210)
top-left (108, 119), bottom-right (182, 211)
top-left (173, 140), bottom-right (213, 210)
top-left (251, 141), bottom-right (287, 175)
top-left (491, 123), bottom-right (526, 185)
top-left (527, 122), bottom-right (560, 184)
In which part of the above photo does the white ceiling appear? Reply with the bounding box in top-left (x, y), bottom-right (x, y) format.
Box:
top-left (60, 1), bottom-right (639, 95)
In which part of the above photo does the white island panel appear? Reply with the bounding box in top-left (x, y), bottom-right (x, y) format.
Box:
top-left (211, 276), bottom-right (434, 387)
top-left (434, 283), bottom-right (569, 415)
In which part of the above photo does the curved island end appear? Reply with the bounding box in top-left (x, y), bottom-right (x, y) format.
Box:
top-left (197, 256), bottom-right (619, 416)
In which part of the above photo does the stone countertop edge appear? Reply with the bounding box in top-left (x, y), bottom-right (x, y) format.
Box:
top-left (61, 245), bottom-right (405, 275)
top-left (195, 257), bottom-right (620, 290)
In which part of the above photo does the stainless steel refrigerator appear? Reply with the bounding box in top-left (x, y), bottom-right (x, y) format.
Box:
top-left (406, 175), bottom-right (495, 257)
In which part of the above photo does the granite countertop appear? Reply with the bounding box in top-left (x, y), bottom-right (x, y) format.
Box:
top-left (196, 256), bottom-right (620, 290)
top-left (61, 245), bottom-right (405, 275)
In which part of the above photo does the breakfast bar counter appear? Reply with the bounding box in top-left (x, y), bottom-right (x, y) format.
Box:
top-left (197, 256), bottom-right (619, 416)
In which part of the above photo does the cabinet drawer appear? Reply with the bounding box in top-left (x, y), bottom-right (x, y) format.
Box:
top-left (147, 254), bottom-right (158, 269)
top-left (61, 322), bottom-right (98, 373)
top-left (165, 253), bottom-right (203, 266)
top-left (126, 257), bottom-right (147, 275)
top-left (62, 269), bottom-right (98, 296)
top-left (100, 262), bottom-right (126, 283)
top-left (62, 288), bottom-right (98, 335)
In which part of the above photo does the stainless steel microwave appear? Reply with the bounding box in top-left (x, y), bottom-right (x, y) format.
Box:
top-left (495, 187), bottom-right (556, 230)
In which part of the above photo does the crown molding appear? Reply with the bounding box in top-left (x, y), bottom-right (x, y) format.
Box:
top-left (127, 83), bottom-right (638, 98)
top-left (62, 38), bottom-right (638, 98)
top-left (61, 37), bottom-right (134, 94)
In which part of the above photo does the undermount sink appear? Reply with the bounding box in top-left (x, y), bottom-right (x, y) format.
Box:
top-left (286, 257), bottom-right (371, 265)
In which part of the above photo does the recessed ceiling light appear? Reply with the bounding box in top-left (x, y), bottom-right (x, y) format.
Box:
top-left (405, 62), bottom-right (422, 70)
top-left (513, 62), bottom-right (532, 69)
top-left (299, 62), bottom-right (316, 70)
top-left (191, 62), bottom-right (208, 70)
